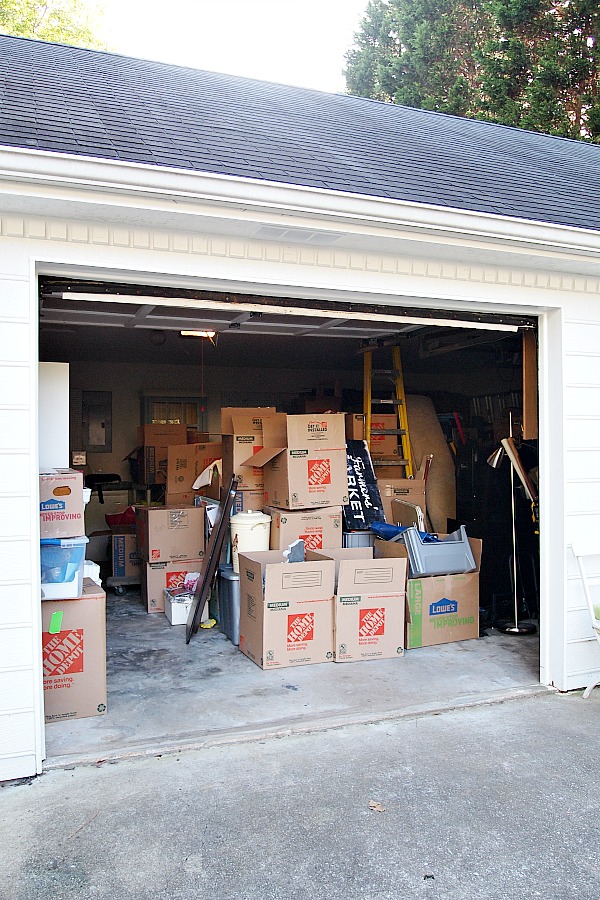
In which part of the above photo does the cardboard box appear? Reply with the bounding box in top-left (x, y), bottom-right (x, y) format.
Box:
top-left (374, 536), bottom-right (481, 648)
top-left (238, 549), bottom-right (335, 669)
top-left (137, 424), bottom-right (188, 485)
top-left (111, 532), bottom-right (141, 579)
top-left (220, 407), bottom-right (276, 434)
top-left (164, 587), bottom-right (209, 625)
top-left (345, 413), bottom-right (365, 441)
top-left (166, 442), bottom-right (222, 497)
top-left (266, 506), bottom-right (343, 552)
top-left (251, 414), bottom-right (349, 510)
top-left (377, 459), bottom-right (429, 524)
top-left (164, 491), bottom-right (200, 507)
top-left (142, 558), bottom-right (204, 613)
top-left (310, 547), bottom-right (406, 663)
top-left (42, 578), bottom-right (107, 723)
top-left (369, 414), bottom-right (399, 459)
top-left (135, 505), bottom-right (205, 563)
top-left (39, 468), bottom-right (85, 539)
top-left (230, 489), bottom-right (265, 515)
top-left (222, 411), bottom-right (275, 491)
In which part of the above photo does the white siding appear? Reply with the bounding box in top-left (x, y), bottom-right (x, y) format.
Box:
top-left (564, 314), bottom-right (600, 691)
top-left (0, 261), bottom-right (43, 782)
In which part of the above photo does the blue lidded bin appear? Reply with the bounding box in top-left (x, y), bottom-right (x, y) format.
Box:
top-left (40, 536), bottom-right (89, 600)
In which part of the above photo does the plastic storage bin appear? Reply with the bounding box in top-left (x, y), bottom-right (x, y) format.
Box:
top-left (402, 525), bottom-right (476, 578)
top-left (40, 536), bottom-right (89, 600)
top-left (218, 564), bottom-right (240, 645)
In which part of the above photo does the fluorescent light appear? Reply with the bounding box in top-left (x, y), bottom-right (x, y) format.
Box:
top-left (180, 330), bottom-right (216, 338)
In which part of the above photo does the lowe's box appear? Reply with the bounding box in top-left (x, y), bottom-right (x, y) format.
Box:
top-left (309, 547), bottom-right (406, 663)
top-left (374, 536), bottom-right (481, 648)
top-left (250, 414), bottom-right (349, 510)
top-left (42, 578), bottom-right (107, 723)
top-left (238, 549), bottom-right (335, 669)
top-left (39, 468), bottom-right (85, 538)
top-left (265, 506), bottom-right (342, 552)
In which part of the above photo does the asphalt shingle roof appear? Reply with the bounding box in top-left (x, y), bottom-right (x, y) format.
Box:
top-left (1, 33), bottom-right (599, 232)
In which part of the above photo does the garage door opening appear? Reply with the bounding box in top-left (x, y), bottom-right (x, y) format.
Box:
top-left (38, 275), bottom-right (541, 766)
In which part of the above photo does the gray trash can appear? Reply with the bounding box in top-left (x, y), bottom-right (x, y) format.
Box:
top-left (217, 564), bottom-right (241, 646)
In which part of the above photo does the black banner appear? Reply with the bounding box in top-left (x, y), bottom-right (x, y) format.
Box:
top-left (343, 440), bottom-right (386, 531)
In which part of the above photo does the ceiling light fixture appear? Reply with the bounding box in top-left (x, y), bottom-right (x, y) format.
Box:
top-left (180, 330), bottom-right (217, 338)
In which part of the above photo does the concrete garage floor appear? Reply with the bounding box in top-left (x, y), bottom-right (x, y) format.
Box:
top-left (44, 587), bottom-right (544, 769)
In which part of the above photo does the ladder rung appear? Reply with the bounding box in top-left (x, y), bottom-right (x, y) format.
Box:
top-left (373, 369), bottom-right (401, 377)
top-left (372, 399), bottom-right (403, 406)
top-left (373, 458), bottom-right (410, 466)
top-left (370, 428), bottom-right (407, 436)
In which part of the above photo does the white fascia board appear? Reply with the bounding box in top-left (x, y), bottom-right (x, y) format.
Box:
top-left (1, 145), bottom-right (600, 259)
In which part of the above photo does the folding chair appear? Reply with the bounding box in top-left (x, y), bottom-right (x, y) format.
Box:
top-left (571, 542), bottom-right (600, 699)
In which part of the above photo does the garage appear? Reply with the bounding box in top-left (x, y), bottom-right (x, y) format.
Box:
top-left (1, 34), bottom-right (599, 782)
top-left (35, 271), bottom-right (541, 766)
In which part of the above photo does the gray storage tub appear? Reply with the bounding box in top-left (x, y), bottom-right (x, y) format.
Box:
top-left (403, 525), bottom-right (477, 578)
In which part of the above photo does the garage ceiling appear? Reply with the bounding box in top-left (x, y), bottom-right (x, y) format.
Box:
top-left (38, 276), bottom-right (528, 372)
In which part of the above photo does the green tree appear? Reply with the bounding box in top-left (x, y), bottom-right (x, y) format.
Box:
top-left (345, 0), bottom-right (600, 140)
top-left (0, 0), bottom-right (106, 48)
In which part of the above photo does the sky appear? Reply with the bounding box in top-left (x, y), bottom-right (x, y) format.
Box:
top-left (98, 0), bottom-right (370, 94)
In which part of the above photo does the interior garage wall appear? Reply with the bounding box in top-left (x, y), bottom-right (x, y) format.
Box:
top-left (68, 360), bottom-right (363, 479)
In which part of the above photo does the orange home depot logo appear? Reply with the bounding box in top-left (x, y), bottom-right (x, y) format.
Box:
top-left (151, 549), bottom-right (161, 560)
top-left (43, 629), bottom-right (84, 677)
top-left (166, 570), bottom-right (189, 589)
top-left (300, 531), bottom-right (323, 551)
top-left (287, 612), bottom-right (314, 644)
top-left (359, 608), bottom-right (386, 638)
top-left (307, 458), bottom-right (331, 488)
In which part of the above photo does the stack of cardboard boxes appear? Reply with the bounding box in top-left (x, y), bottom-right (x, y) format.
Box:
top-left (219, 409), bottom-right (407, 669)
top-left (39, 468), bottom-right (107, 723)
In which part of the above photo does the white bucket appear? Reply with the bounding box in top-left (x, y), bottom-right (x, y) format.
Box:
top-left (230, 509), bottom-right (271, 574)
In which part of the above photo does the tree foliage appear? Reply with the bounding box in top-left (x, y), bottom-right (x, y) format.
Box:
top-left (0, 0), bottom-right (106, 48)
top-left (345, 0), bottom-right (600, 140)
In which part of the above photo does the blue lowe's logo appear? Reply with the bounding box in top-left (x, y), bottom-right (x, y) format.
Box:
top-left (40, 499), bottom-right (66, 512)
top-left (430, 598), bottom-right (458, 616)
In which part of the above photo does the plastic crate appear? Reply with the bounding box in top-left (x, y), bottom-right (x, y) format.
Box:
top-left (40, 536), bottom-right (88, 600)
top-left (402, 525), bottom-right (476, 578)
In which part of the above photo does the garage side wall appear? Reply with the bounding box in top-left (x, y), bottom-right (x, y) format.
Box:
top-left (0, 245), bottom-right (44, 781)
top-left (564, 301), bottom-right (600, 690)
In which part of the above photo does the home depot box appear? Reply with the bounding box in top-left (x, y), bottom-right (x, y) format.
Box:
top-left (309, 547), bottom-right (406, 663)
top-left (370, 414), bottom-right (399, 459)
top-left (111, 532), bottom-right (141, 579)
top-left (265, 506), bottom-right (342, 552)
top-left (137, 424), bottom-right (188, 485)
top-left (166, 442), bottom-right (222, 497)
top-left (222, 413), bottom-right (273, 491)
top-left (374, 536), bottom-right (481, 648)
top-left (142, 558), bottom-right (204, 613)
top-left (41, 578), bottom-right (107, 723)
top-left (220, 407), bottom-right (276, 434)
top-left (39, 468), bottom-right (85, 538)
top-left (238, 549), bottom-right (335, 669)
top-left (135, 505), bottom-right (205, 563)
top-left (251, 414), bottom-right (349, 510)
